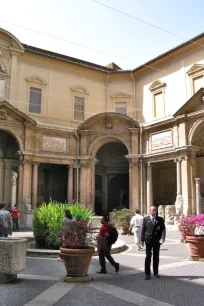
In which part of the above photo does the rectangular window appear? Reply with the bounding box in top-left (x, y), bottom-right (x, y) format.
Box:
top-left (154, 92), bottom-right (164, 118)
top-left (115, 102), bottom-right (127, 115)
top-left (74, 96), bottom-right (85, 121)
top-left (29, 87), bottom-right (42, 114)
top-left (0, 78), bottom-right (6, 99)
top-left (193, 75), bottom-right (204, 93)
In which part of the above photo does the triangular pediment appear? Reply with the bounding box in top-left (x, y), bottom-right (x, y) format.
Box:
top-left (25, 76), bottom-right (47, 85)
top-left (174, 88), bottom-right (204, 116)
top-left (0, 100), bottom-right (36, 125)
top-left (70, 85), bottom-right (89, 95)
top-left (149, 80), bottom-right (166, 92)
top-left (187, 64), bottom-right (204, 76)
top-left (110, 91), bottom-right (131, 99)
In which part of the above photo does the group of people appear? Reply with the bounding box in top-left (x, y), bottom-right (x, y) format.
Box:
top-left (97, 206), bottom-right (166, 280)
top-left (0, 203), bottom-right (19, 237)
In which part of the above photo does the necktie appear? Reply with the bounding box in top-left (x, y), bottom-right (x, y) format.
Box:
top-left (152, 217), bottom-right (156, 225)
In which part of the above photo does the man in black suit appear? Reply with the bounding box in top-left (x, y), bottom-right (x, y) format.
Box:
top-left (141, 206), bottom-right (166, 280)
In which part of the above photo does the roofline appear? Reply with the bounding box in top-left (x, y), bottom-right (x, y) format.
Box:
top-left (22, 31), bottom-right (204, 75)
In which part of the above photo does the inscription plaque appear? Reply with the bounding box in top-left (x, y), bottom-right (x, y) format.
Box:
top-left (151, 130), bottom-right (172, 150)
top-left (42, 136), bottom-right (67, 153)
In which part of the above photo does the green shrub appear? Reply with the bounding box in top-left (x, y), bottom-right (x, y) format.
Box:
top-left (111, 208), bottom-right (134, 228)
top-left (33, 201), bottom-right (93, 249)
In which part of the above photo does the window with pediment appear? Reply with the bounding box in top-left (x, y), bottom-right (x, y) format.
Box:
top-left (149, 81), bottom-right (166, 119)
top-left (115, 102), bottom-right (127, 115)
top-left (70, 86), bottom-right (89, 122)
top-left (111, 91), bottom-right (130, 116)
top-left (187, 64), bottom-right (204, 94)
top-left (25, 76), bottom-right (47, 115)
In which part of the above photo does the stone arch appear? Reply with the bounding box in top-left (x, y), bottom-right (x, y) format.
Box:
top-left (0, 28), bottom-right (24, 52)
top-left (88, 135), bottom-right (130, 157)
top-left (0, 126), bottom-right (24, 152)
top-left (188, 119), bottom-right (204, 145)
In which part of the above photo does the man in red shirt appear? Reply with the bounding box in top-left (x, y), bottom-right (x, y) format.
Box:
top-left (11, 205), bottom-right (19, 231)
top-left (97, 215), bottom-right (119, 274)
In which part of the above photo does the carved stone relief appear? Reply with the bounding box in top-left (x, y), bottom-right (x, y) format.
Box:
top-left (165, 205), bottom-right (176, 225)
top-left (151, 130), bottom-right (172, 150)
top-left (42, 135), bottom-right (67, 153)
top-left (0, 61), bottom-right (7, 74)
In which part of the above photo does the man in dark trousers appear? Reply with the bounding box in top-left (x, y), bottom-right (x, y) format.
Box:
top-left (141, 206), bottom-right (166, 280)
top-left (97, 216), bottom-right (119, 274)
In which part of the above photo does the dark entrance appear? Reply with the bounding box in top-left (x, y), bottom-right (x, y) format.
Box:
top-left (95, 142), bottom-right (129, 214)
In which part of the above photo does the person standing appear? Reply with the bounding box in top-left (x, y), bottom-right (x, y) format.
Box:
top-left (129, 209), bottom-right (144, 251)
top-left (141, 206), bottom-right (166, 280)
top-left (11, 205), bottom-right (19, 231)
top-left (97, 216), bottom-right (119, 274)
top-left (0, 202), bottom-right (12, 238)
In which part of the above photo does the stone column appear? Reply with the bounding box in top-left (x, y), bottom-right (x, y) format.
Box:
top-left (129, 160), bottom-right (139, 210)
top-left (68, 165), bottom-right (73, 203)
top-left (91, 162), bottom-right (95, 211)
top-left (4, 159), bottom-right (14, 205)
top-left (22, 160), bottom-right (32, 210)
top-left (191, 153), bottom-right (197, 215)
top-left (32, 162), bottom-right (39, 209)
top-left (80, 166), bottom-right (87, 205)
top-left (174, 157), bottom-right (181, 196)
top-left (17, 162), bottom-right (23, 210)
top-left (195, 178), bottom-right (201, 215)
top-left (0, 159), bottom-right (4, 203)
top-left (147, 162), bottom-right (153, 214)
top-left (181, 156), bottom-right (190, 215)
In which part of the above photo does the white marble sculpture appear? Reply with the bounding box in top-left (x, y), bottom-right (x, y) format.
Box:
top-left (11, 171), bottom-right (18, 208)
top-left (175, 194), bottom-right (184, 215)
top-left (158, 205), bottom-right (165, 219)
top-left (165, 205), bottom-right (176, 225)
top-left (25, 195), bottom-right (32, 213)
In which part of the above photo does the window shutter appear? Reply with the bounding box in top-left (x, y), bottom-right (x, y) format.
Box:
top-left (193, 76), bottom-right (204, 93)
top-left (115, 102), bottom-right (127, 115)
top-left (29, 87), bottom-right (42, 114)
top-left (154, 92), bottom-right (164, 118)
top-left (74, 96), bottom-right (85, 121)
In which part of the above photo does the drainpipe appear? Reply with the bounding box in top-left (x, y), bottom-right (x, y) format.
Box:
top-left (74, 128), bottom-right (80, 203)
top-left (130, 72), bottom-right (136, 120)
top-left (140, 125), bottom-right (143, 215)
top-left (105, 74), bottom-right (110, 112)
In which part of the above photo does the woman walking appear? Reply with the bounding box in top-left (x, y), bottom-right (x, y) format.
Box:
top-left (129, 209), bottom-right (143, 251)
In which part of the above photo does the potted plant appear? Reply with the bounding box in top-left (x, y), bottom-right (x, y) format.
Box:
top-left (178, 214), bottom-right (204, 257)
top-left (58, 220), bottom-right (95, 277)
top-left (111, 209), bottom-right (134, 234)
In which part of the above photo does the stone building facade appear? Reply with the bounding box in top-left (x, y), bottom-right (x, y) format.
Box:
top-left (1, 28), bottom-right (204, 223)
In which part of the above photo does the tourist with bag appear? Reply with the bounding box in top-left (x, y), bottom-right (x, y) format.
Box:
top-left (97, 215), bottom-right (119, 274)
top-left (0, 202), bottom-right (12, 238)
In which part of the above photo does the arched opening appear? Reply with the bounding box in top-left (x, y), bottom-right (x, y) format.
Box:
top-left (0, 130), bottom-right (20, 207)
top-left (95, 142), bottom-right (129, 215)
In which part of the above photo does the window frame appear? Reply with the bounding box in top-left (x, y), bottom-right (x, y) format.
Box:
top-left (149, 81), bottom-right (166, 119)
top-left (115, 101), bottom-right (127, 115)
top-left (187, 64), bottom-right (204, 95)
top-left (73, 95), bottom-right (85, 122)
top-left (29, 86), bottom-right (42, 114)
top-left (0, 77), bottom-right (8, 100)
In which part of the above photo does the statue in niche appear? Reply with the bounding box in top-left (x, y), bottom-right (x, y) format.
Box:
top-left (11, 170), bottom-right (18, 185)
top-left (119, 188), bottom-right (125, 206)
top-left (175, 195), bottom-right (184, 215)
top-left (158, 205), bottom-right (165, 219)
top-left (165, 205), bottom-right (176, 225)
top-left (25, 195), bottom-right (32, 213)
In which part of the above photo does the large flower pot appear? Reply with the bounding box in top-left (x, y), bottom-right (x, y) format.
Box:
top-left (60, 247), bottom-right (95, 277)
top-left (186, 236), bottom-right (204, 257)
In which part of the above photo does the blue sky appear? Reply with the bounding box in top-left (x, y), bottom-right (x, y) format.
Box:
top-left (0, 0), bottom-right (204, 70)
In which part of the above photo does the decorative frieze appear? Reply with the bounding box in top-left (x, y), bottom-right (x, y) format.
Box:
top-left (41, 135), bottom-right (67, 153)
top-left (151, 130), bottom-right (172, 150)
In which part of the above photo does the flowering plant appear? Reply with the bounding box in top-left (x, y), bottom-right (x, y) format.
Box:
top-left (58, 220), bottom-right (95, 249)
top-left (178, 214), bottom-right (204, 236)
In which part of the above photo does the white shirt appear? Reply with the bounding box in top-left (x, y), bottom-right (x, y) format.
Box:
top-left (130, 214), bottom-right (143, 227)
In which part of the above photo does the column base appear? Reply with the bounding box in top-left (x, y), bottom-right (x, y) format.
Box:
top-left (0, 273), bottom-right (17, 284)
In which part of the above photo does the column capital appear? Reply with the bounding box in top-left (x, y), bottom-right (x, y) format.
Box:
top-left (32, 162), bottom-right (40, 166)
top-left (194, 178), bottom-right (201, 184)
top-left (22, 160), bottom-right (32, 165)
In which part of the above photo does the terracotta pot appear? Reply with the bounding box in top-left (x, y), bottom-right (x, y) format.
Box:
top-left (122, 226), bottom-right (130, 234)
top-left (60, 247), bottom-right (95, 277)
top-left (186, 236), bottom-right (204, 257)
top-left (178, 229), bottom-right (186, 241)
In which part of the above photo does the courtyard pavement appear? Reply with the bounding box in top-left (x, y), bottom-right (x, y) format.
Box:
top-left (1, 227), bottom-right (204, 306)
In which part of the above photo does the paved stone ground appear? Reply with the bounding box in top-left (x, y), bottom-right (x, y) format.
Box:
top-left (1, 227), bottom-right (204, 306)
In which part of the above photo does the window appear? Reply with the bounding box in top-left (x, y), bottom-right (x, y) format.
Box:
top-left (0, 78), bottom-right (7, 99)
top-left (29, 87), bottom-right (42, 114)
top-left (74, 96), bottom-right (85, 121)
top-left (115, 102), bottom-right (127, 115)
top-left (154, 91), bottom-right (164, 118)
top-left (193, 75), bottom-right (204, 93)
